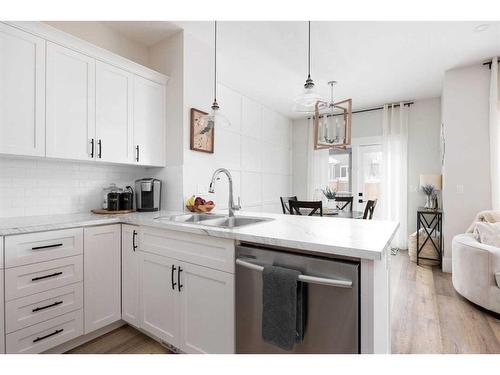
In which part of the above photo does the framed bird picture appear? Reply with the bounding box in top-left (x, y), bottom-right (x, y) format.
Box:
top-left (190, 108), bottom-right (214, 153)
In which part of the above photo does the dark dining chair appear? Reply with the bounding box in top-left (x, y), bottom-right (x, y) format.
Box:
top-left (363, 199), bottom-right (378, 220)
top-left (334, 196), bottom-right (353, 211)
top-left (289, 200), bottom-right (323, 216)
top-left (280, 196), bottom-right (298, 214)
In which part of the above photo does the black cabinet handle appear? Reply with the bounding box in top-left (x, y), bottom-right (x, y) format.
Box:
top-left (171, 265), bottom-right (177, 290)
top-left (98, 139), bottom-right (102, 159)
top-left (132, 230), bottom-right (138, 251)
top-left (135, 145), bottom-right (140, 162)
top-left (178, 266), bottom-right (183, 292)
top-left (31, 243), bottom-right (63, 251)
top-left (90, 138), bottom-right (94, 158)
top-left (32, 271), bottom-right (63, 282)
top-left (32, 300), bottom-right (63, 313)
top-left (33, 328), bottom-right (63, 343)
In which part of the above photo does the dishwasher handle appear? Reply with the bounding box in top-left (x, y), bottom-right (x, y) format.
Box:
top-left (236, 258), bottom-right (353, 288)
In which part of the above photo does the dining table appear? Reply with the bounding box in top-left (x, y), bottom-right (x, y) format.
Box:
top-left (298, 208), bottom-right (364, 219)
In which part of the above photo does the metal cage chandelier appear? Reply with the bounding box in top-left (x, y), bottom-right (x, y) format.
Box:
top-left (314, 81), bottom-right (352, 150)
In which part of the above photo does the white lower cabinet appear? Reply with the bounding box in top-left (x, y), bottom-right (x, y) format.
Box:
top-left (0, 269), bottom-right (5, 354)
top-left (83, 225), bottom-right (121, 334)
top-left (122, 225), bottom-right (140, 327)
top-left (139, 252), bottom-right (180, 347)
top-left (6, 310), bottom-right (83, 354)
top-left (137, 227), bottom-right (235, 354)
top-left (178, 262), bottom-right (235, 354)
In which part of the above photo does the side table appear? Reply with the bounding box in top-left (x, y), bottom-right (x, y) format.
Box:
top-left (416, 207), bottom-right (443, 266)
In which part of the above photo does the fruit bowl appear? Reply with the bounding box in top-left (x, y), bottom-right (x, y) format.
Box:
top-left (185, 195), bottom-right (215, 213)
top-left (186, 204), bottom-right (215, 213)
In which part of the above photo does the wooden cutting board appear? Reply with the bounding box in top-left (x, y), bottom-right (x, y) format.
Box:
top-left (91, 209), bottom-right (135, 215)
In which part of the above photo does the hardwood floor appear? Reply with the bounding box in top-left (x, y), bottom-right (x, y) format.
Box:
top-left (66, 325), bottom-right (171, 354)
top-left (67, 251), bottom-right (500, 354)
top-left (391, 250), bottom-right (500, 353)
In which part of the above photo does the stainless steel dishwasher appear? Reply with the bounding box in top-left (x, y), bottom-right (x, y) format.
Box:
top-left (236, 244), bottom-right (360, 354)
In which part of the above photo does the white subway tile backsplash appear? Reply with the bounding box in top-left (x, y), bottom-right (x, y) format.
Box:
top-left (0, 156), bottom-right (147, 218)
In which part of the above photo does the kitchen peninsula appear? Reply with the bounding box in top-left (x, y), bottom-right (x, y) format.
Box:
top-left (0, 211), bottom-right (397, 354)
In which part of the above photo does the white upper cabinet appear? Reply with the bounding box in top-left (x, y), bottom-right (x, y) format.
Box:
top-left (133, 76), bottom-right (166, 167)
top-left (46, 42), bottom-right (95, 161)
top-left (0, 24), bottom-right (45, 157)
top-left (83, 225), bottom-right (121, 334)
top-left (95, 61), bottom-right (134, 164)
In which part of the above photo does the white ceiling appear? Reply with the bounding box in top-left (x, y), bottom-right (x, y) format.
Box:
top-left (102, 21), bottom-right (182, 46)
top-left (108, 21), bottom-right (500, 119)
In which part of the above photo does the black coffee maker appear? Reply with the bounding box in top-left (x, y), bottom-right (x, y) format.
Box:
top-left (135, 178), bottom-right (161, 212)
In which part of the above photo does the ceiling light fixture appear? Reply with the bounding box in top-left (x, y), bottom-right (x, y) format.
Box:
top-left (314, 81), bottom-right (352, 150)
top-left (199, 21), bottom-right (230, 133)
top-left (293, 21), bottom-right (322, 113)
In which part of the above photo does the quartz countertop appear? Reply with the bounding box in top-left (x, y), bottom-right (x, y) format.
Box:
top-left (0, 210), bottom-right (399, 260)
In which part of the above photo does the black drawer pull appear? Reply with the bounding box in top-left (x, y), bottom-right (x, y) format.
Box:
top-left (32, 300), bottom-right (63, 313)
top-left (135, 145), bottom-right (140, 162)
top-left (31, 243), bottom-right (63, 251)
top-left (33, 328), bottom-right (64, 343)
top-left (32, 271), bottom-right (63, 282)
top-left (178, 266), bottom-right (183, 292)
top-left (171, 265), bottom-right (177, 290)
top-left (98, 139), bottom-right (102, 159)
top-left (90, 138), bottom-right (94, 158)
top-left (132, 230), bottom-right (138, 251)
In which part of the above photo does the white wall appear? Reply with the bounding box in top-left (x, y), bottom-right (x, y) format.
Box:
top-left (44, 21), bottom-right (151, 67)
top-left (148, 31), bottom-right (185, 210)
top-left (442, 64), bottom-right (491, 271)
top-left (292, 98), bottom-right (442, 240)
top-left (174, 32), bottom-right (292, 214)
top-left (407, 98), bottom-right (442, 238)
top-left (0, 157), bottom-right (146, 217)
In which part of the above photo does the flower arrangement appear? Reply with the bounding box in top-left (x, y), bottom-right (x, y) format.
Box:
top-left (321, 186), bottom-right (337, 200)
top-left (422, 184), bottom-right (435, 197)
top-left (422, 184), bottom-right (437, 209)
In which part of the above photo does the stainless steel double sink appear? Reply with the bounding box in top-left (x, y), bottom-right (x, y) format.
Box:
top-left (154, 213), bottom-right (273, 228)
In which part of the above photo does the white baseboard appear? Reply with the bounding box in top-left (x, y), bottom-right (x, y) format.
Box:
top-left (442, 257), bottom-right (452, 273)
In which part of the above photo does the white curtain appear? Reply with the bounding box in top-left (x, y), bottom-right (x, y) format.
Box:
top-left (381, 104), bottom-right (408, 250)
top-left (490, 57), bottom-right (500, 209)
top-left (305, 118), bottom-right (329, 200)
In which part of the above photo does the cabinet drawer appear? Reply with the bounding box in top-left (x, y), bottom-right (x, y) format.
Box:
top-left (6, 309), bottom-right (83, 354)
top-left (5, 228), bottom-right (83, 268)
top-left (139, 227), bottom-right (235, 273)
top-left (6, 282), bottom-right (83, 333)
top-left (5, 255), bottom-right (83, 301)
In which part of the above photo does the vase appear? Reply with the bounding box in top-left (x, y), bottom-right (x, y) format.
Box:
top-left (326, 199), bottom-right (336, 209)
top-left (425, 195), bottom-right (432, 209)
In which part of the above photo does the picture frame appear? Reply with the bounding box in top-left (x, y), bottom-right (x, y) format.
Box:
top-left (190, 108), bottom-right (214, 153)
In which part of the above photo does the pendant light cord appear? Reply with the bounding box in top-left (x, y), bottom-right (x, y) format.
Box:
top-left (307, 21), bottom-right (311, 79)
top-left (214, 20), bottom-right (217, 102)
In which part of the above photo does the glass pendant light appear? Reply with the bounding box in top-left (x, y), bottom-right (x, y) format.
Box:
top-left (199, 21), bottom-right (230, 133)
top-left (293, 21), bottom-right (322, 113)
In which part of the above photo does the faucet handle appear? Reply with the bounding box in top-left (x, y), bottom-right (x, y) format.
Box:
top-left (235, 197), bottom-right (241, 210)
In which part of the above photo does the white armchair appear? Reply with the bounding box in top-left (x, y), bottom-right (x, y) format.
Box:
top-left (452, 233), bottom-right (500, 314)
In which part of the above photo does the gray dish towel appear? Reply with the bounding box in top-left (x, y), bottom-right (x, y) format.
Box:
top-left (262, 265), bottom-right (307, 351)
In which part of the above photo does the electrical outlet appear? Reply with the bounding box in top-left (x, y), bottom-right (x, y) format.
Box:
top-left (456, 184), bottom-right (464, 194)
